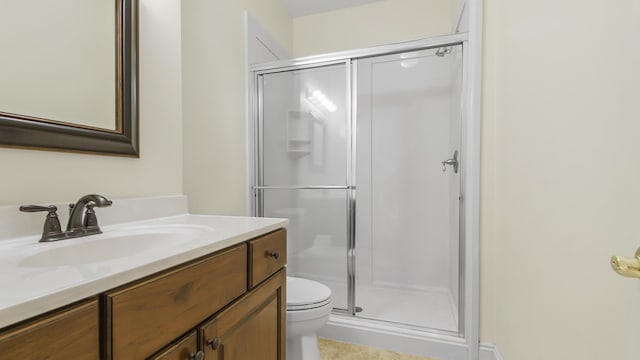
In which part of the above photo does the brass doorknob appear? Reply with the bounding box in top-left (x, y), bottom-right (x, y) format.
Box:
top-left (610, 248), bottom-right (640, 278)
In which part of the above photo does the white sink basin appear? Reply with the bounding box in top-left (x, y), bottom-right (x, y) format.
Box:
top-left (20, 224), bottom-right (210, 267)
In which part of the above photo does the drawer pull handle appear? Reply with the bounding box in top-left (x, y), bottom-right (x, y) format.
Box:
top-left (268, 251), bottom-right (281, 260)
top-left (207, 337), bottom-right (221, 350)
top-left (189, 350), bottom-right (205, 360)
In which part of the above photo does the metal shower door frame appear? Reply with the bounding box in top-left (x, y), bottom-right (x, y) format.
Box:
top-left (250, 32), bottom-right (469, 329)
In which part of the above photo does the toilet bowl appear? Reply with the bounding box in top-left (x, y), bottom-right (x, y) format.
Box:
top-left (286, 277), bottom-right (332, 360)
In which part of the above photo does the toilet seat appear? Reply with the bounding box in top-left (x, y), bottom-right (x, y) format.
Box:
top-left (287, 277), bottom-right (332, 311)
top-left (288, 297), bottom-right (332, 311)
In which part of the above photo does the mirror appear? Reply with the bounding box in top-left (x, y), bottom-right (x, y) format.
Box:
top-left (0, 0), bottom-right (138, 156)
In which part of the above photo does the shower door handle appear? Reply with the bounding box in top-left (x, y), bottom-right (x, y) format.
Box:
top-left (442, 150), bottom-right (459, 173)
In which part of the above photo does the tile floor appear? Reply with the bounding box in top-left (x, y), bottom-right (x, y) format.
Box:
top-left (318, 338), bottom-right (434, 360)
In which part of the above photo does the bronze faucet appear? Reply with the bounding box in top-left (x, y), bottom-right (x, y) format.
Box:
top-left (20, 194), bottom-right (112, 242)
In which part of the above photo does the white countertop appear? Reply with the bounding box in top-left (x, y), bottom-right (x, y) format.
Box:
top-left (0, 214), bottom-right (288, 328)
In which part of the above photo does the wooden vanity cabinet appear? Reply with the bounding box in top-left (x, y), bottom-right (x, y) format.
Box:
top-left (104, 228), bottom-right (286, 360)
top-left (0, 298), bottom-right (99, 360)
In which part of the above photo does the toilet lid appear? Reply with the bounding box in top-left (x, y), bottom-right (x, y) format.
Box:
top-left (287, 277), bottom-right (332, 311)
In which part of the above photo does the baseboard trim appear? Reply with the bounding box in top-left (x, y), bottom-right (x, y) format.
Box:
top-left (479, 343), bottom-right (503, 360)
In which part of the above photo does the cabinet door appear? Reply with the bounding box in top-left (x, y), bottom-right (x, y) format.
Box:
top-left (149, 331), bottom-right (201, 360)
top-left (200, 270), bottom-right (286, 360)
top-left (0, 298), bottom-right (99, 359)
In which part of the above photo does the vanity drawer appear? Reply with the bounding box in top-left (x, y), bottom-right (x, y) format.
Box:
top-left (104, 244), bottom-right (247, 360)
top-left (0, 298), bottom-right (99, 359)
top-left (248, 229), bottom-right (287, 288)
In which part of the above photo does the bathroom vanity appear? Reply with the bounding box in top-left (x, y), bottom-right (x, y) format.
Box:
top-left (105, 229), bottom-right (286, 359)
top-left (0, 198), bottom-right (287, 360)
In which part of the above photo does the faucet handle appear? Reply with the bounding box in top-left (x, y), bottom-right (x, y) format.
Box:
top-left (19, 205), bottom-right (66, 242)
top-left (19, 205), bottom-right (58, 214)
top-left (83, 204), bottom-right (99, 229)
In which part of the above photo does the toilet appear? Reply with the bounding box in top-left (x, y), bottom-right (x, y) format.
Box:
top-left (286, 277), bottom-right (333, 360)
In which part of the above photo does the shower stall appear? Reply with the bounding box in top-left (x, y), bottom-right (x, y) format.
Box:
top-left (251, 34), bottom-right (468, 340)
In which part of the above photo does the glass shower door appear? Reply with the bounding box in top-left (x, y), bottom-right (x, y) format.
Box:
top-left (256, 63), bottom-right (351, 311)
top-left (354, 46), bottom-right (463, 333)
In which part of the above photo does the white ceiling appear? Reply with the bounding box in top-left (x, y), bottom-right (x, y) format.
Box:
top-left (281, 0), bottom-right (385, 18)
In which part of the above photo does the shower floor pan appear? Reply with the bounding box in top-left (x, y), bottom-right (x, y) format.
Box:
top-left (318, 278), bottom-right (458, 332)
top-left (355, 284), bottom-right (458, 332)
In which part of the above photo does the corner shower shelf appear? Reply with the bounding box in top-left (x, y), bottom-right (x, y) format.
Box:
top-left (286, 110), bottom-right (315, 155)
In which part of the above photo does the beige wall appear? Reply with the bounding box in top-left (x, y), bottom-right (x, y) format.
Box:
top-left (181, 0), bottom-right (292, 215)
top-left (0, 0), bottom-right (183, 206)
top-left (292, 0), bottom-right (457, 57)
top-left (481, 0), bottom-right (640, 358)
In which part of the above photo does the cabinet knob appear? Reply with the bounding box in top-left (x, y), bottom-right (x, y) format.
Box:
top-left (189, 350), bottom-right (205, 360)
top-left (269, 251), bottom-right (281, 260)
top-left (207, 337), bottom-right (221, 350)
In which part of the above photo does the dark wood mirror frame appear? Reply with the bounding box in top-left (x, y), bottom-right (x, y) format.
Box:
top-left (0, 0), bottom-right (139, 157)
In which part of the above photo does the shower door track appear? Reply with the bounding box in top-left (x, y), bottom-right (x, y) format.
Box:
top-left (250, 33), bottom-right (467, 73)
top-left (253, 186), bottom-right (350, 190)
